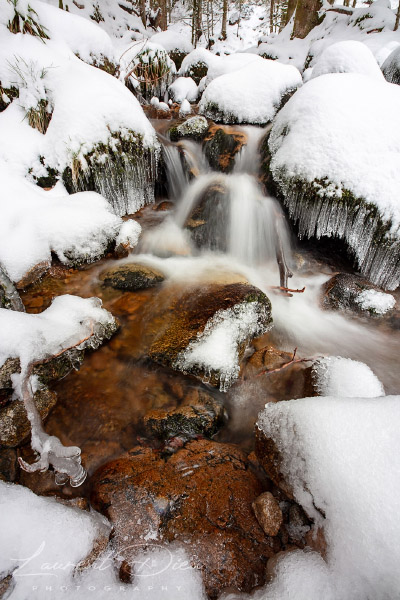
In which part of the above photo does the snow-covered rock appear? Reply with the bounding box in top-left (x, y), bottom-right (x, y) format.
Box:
top-left (268, 73), bottom-right (400, 289)
top-left (169, 76), bottom-right (198, 103)
top-left (151, 30), bottom-right (193, 54)
top-left (381, 45), bottom-right (400, 84)
top-left (199, 58), bottom-right (302, 125)
top-left (355, 288), bottom-right (396, 314)
top-left (179, 98), bottom-right (191, 116)
top-left (256, 394), bottom-right (400, 599)
top-left (179, 48), bottom-right (220, 83)
top-left (312, 356), bottom-right (385, 398)
top-left (310, 41), bottom-right (383, 80)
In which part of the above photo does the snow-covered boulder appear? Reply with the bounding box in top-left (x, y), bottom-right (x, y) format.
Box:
top-left (168, 115), bottom-right (209, 142)
top-left (311, 41), bottom-right (383, 80)
top-left (255, 394), bottom-right (400, 599)
top-left (150, 30), bottom-right (193, 69)
top-left (381, 45), bottom-right (400, 85)
top-left (268, 73), bottom-right (400, 290)
top-left (168, 76), bottom-right (198, 103)
top-left (199, 58), bottom-right (302, 125)
top-left (312, 356), bottom-right (385, 398)
top-left (179, 48), bottom-right (220, 83)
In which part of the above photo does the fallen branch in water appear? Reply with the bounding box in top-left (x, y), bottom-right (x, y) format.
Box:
top-left (17, 325), bottom-right (95, 487)
top-left (270, 286), bottom-right (306, 294)
top-left (255, 347), bottom-right (314, 378)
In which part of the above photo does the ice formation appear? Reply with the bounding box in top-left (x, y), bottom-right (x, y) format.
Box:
top-left (268, 73), bottom-right (400, 289)
top-left (355, 289), bottom-right (396, 314)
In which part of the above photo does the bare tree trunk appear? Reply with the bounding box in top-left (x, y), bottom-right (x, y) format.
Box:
top-left (221, 0), bottom-right (228, 39)
top-left (284, 0), bottom-right (297, 25)
top-left (159, 0), bottom-right (168, 29)
top-left (270, 0), bottom-right (275, 32)
top-left (292, 0), bottom-right (322, 38)
top-left (139, 0), bottom-right (146, 26)
top-left (237, 0), bottom-right (242, 36)
top-left (395, 0), bottom-right (400, 30)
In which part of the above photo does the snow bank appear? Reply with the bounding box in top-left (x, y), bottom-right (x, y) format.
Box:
top-left (311, 41), bottom-right (383, 80)
top-left (0, 294), bottom-right (115, 369)
top-left (206, 52), bottom-right (262, 82)
top-left (169, 76), bottom-right (198, 103)
top-left (199, 58), bottom-right (301, 124)
top-left (150, 30), bottom-right (193, 54)
top-left (256, 394), bottom-right (400, 599)
top-left (312, 356), bottom-right (385, 398)
top-left (0, 165), bottom-right (121, 282)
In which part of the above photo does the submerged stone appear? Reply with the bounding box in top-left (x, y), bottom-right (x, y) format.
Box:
top-left (203, 125), bottom-right (246, 173)
top-left (100, 262), bottom-right (165, 291)
top-left (90, 439), bottom-right (280, 598)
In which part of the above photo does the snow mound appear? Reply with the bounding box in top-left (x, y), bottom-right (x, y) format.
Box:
top-left (355, 289), bottom-right (396, 314)
top-left (0, 294), bottom-right (115, 369)
top-left (199, 58), bottom-right (302, 125)
top-left (268, 73), bottom-right (400, 288)
top-left (206, 52), bottom-right (262, 82)
top-left (311, 41), bottom-right (383, 80)
top-left (179, 48), bottom-right (220, 78)
top-left (312, 356), bottom-right (385, 398)
top-left (150, 30), bottom-right (193, 54)
top-left (256, 394), bottom-right (400, 599)
top-left (115, 219), bottom-right (142, 249)
top-left (169, 76), bottom-right (198, 103)
top-left (0, 165), bottom-right (121, 282)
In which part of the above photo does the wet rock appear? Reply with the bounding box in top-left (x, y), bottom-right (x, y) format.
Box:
top-left (0, 387), bottom-right (57, 448)
top-left (0, 448), bottom-right (18, 482)
top-left (185, 181), bottom-right (229, 251)
top-left (381, 46), bottom-right (400, 85)
top-left (15, 260), bottom-right (51, 290)
top-left (203, 125), bottom-right (247, 173)
top-left (322, 272), bottom-right (395, 316)
top-left (252, 491), bottom-right (283, 537)
top-left (168, 115), bottom-right (209, 142)
top-left (90, 439), bottom-right (280, 598)
top-left (148, 282), bottom-right (272, 388)
top-left (255, 425), bottom-right (294, 499)
top-left (100, 263), bottom-right (165, 291)
top-left (143, 389), bottom-right (225, 440)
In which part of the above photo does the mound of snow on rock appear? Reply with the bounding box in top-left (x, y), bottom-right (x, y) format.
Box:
top-left (199, 58), bottom-right (301, 125)
top-left (311, 40), bottom-right (383, 80)
top-left (312, 356), bottom-right (385, 397)
top-left (169, 76), bottom-right (198, 103)
top-left (151, 30), bottom-right (193, 54)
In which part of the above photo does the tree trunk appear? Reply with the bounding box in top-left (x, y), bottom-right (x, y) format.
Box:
top-left (270, 0), bottom-right (275, 32)
top-left (292, 0), bottom-right (322, 38)
top-left (285, 0), bottom-right (297, 25)
top-left (159, 0), bottom-right (168, 29)
top-left (395, 0), bottom-right (400, 30)
top-left (139, 0), bottom-right (146, 26)
top-left (221, 0), bottom-right (228, 39)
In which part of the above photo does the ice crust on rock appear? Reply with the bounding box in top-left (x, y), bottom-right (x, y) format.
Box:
top-left (355, 288), bottom-right (395, 314)
top-left (175, 301), bottom-right (271, 391)
top-left (268, 73), bottom-right (400, 289)
top-left (199, 58), bottom-right (302, 125)
top-left (312, 356), bottom-right (385, 398)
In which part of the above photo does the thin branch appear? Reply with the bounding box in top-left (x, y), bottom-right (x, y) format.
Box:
top-left (255, 347), bottom-right (314, 378)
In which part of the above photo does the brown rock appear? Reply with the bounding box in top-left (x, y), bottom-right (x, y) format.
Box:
top-left (203, 125), bottom-right (247, 173)
top-left (255, 425), bottom-right (294, 499)
top-left (15, 260), bottom-right (51, 289)
top-left (90, 439), bottom-right (281, 598)
top-left (252, 491), bottom-right (283, 537)
top-left (0, 387), bottom-right (57, 448)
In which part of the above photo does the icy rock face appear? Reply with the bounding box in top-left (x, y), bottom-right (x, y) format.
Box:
top-left (268, 73), bottom-right (400, 290)
top-left (199, 58), bottom-right (302, 125)
top-left (168, 115), bottom-right (208, 142)
top-left (0, 266), bottom-right (25, 312)
top-left (381, 45), bottom-right (400, 85)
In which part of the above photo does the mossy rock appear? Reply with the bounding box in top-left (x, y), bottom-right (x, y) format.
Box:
top-left (100, 263), bottom-right (165, 291)
top-left (184, 60), bottom-right (208, 84)
top-left (169, 50), bottom-right (187, 71)
top-left (168, 115), bottom-right (209, 142)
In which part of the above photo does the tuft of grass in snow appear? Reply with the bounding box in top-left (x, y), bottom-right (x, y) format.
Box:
top-left (7, 0), bottom-right (49, 40)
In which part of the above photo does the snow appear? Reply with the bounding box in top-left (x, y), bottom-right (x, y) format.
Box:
top-left (150, 30), bottom-right (193, 54)
top-left (179, 98), bottom-right (192, 116)
top-left (312, 356), bottom-right (385, 398)
top-left (175, 301), bottom-right (271, 391)
top-left (310, 40), bottom-right (383, 80)
top-left (169, 76), bottom-right (198, 103)
top-left (381, 45), bottom-right (400, 82)
top-left (199, 58), bottom-right (302, 125)
top-left (268, 73), bottom-right (400, 232)
top-left (115, 219), bottom-right (142, 249)
top-left (179, 48), bottom-right (220, 77)
top-left (355, 288), bottom-right (396, 314)
top-left (0, 164), bottom-right (121, 282)
top-left (256, 394), bottom-right (400, 599)
top-left (0, 294), bottom-right (115, 369)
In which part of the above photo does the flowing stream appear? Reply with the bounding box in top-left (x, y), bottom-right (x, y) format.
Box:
top-left (20, 121), bottom-right (400, 484)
